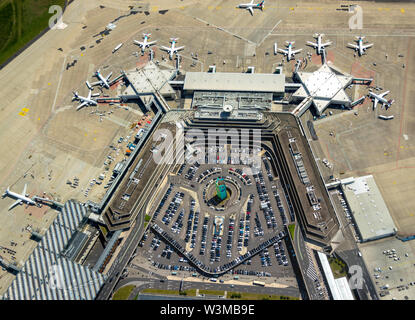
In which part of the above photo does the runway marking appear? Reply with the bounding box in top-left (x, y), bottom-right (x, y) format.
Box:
top-left (396, 39), bottom-right (411, 168)
top-left (194, 17), bottom-right (255, 45)
top-left (257, 19), bottom-right (282, 47)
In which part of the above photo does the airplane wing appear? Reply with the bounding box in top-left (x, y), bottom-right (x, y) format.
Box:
top-left (134, 40), bottom-right (144, 47)
top-left (373, 99), bottom-right (379, 110)
top-left (160, 46), bottom-right (171, 52)
top-left (293, 49), bottom-right (303, 54)
top-left (379, 91), bottom-right (390, 98)
top-left (306, 41), bottom-right (318, 48)
top-left (88, 90), bottom-right (92, 99)
top-left (22, 184), bottom-right (27, 197)
top-left (175, 46), bottom-right (185, 52)
top-left (106, 72), bottom-right (113, 81)
top-left (248, 7), bottom-right (253, 15)
top-left (76, 101), bottom-right (88, 111)
top-left (347, 43), bottom-right (358, 49)
top-left (8, 199), bottom-right (22, 211)
top-left (277, 48), bottom-right (288, 54)
top-left (90, 81), bottom-right (102, 86)
top-left (363, 43), bottom-right (373, 49)
top-left (147, 41), bottom-right (157, 46)
top-left (322, 41), bottom-right (332, 47)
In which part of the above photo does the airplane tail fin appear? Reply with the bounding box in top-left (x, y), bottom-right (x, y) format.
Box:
top-left (259, 1), bottom-right (264, 9)
top-left (387, 99), bottom-right (395, 108)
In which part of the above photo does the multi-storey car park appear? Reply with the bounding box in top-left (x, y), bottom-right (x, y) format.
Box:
top-left (91, 95), bottom-right (343, 299)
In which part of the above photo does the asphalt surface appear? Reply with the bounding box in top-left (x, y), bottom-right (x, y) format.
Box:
top-left (293, 224), bottom-right (326, 300)
top-left (117, 277), bottom-right (300, 299)
top-left (95, 211), bottom-right (145, 300)
top-left (337, 248), bottom-right (378, 300)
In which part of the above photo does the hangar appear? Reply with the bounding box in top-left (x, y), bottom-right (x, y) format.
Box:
top-left (341, 175), bottom-right (397, 242)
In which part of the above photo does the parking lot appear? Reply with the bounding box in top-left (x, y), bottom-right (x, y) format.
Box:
top-left (132, 146), bottom-right (297, 283)
top-left (359, 237), bottom-right (415, 300)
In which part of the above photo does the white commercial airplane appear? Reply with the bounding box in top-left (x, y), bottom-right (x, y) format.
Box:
top-left (277, 41), bottom-right (303, 61)
top-left (237, 0), bottom-right (265, 15)
top-left (347, 36), bottom-right (373, 56)
top-left (2, 184), bottom-right (39, 211)
top-left (369, 91), bottom-right (394, 110)
top-left (306, 33), bottom-right (332, 54)
top-left (160, 38), bottom-right (185, 59)
top-left (134, 33), bottom-right (157, 54)
top-left (87, 69), bottom-right (113, 89)
top-left (72, 89), bottom-right (99, 111)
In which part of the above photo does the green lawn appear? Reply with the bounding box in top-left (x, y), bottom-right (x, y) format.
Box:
top-left (328, 256), bottom-right (348, 279)
top-left (199, 289), bottom-right (225, 296)
top-left (144, 214), bottom-right (151, 222)
top-left (229, 292), bottom-right (299, 300)
top-left (112, 285), bottom-right (135, 300)
top-left (140, 288), bottom-right (197, 296)
top-left (0, 0), bottom-right (66, 66)
top-left (288, 224), bottom-right (295, 240)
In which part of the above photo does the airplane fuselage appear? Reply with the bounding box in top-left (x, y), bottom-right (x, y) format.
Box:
top-left (4, 189), bottom-right (36, 206)
top-left (369, 91), bottom-right (393, 109)
top-left (358, 39), bottom-right (364, 56)
top-left (96, 72), bottom-right (110, 88)
top-left (168, 41), bottom-right (178, 58)
top-left (75, 94), bottom-right (97, 106)
top-left (286, 43), bottom-right (295, 60)
top-left (316, 36), bottom-right (322, 53)
top-left (369, 92), bottom-right (389, 105)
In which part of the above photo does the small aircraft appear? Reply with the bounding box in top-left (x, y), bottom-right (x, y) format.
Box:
top-left (87, 69), bottom-right (113, 89)
top-left (347, 36), bottom-right (373, 56)
top-left (72, 89), bottom-right (99, 111)
top-left (2, 184), bottom-right (39, 211)
top-left (134, 33), bottom-right (157, 54)
top-left (237, 0), bottom-right (265, 15)
top-left (160, 38), bottom-right (185, 59)
top-left (306, 33), bottom-right (332, 54)
top-left (277, 41), bottom-right (303, 61)
top-left (369, 91), bottom-right (394, 110)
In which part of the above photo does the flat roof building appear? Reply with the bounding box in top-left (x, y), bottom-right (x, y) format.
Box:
top-left (293, 64), bottom-right (353, 116)
top-left (184, 72), bottom-right (285, 93)
top-left (342, 175), bottom-right (397, 242)
top-left (317, 251), bottom-right (354, 300)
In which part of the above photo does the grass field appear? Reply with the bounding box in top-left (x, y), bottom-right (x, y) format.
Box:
top-left (199, 289), bottom-right (225, 296)
top-left (0, 0), bottom-right (66, 66)
top-left (228, 292), bottom-right (299, 300)
top-left (140, 288), bottom-right (197, 296)
top-left (288, 224), bottom-right (295, 241)
top-left (328, 256), bottom-right (348, 279)
top-left (112, 285), bottom-right (135, 300)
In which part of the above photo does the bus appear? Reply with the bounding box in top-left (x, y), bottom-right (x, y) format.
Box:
top-left (253, 281), bottom-right (265, 287)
